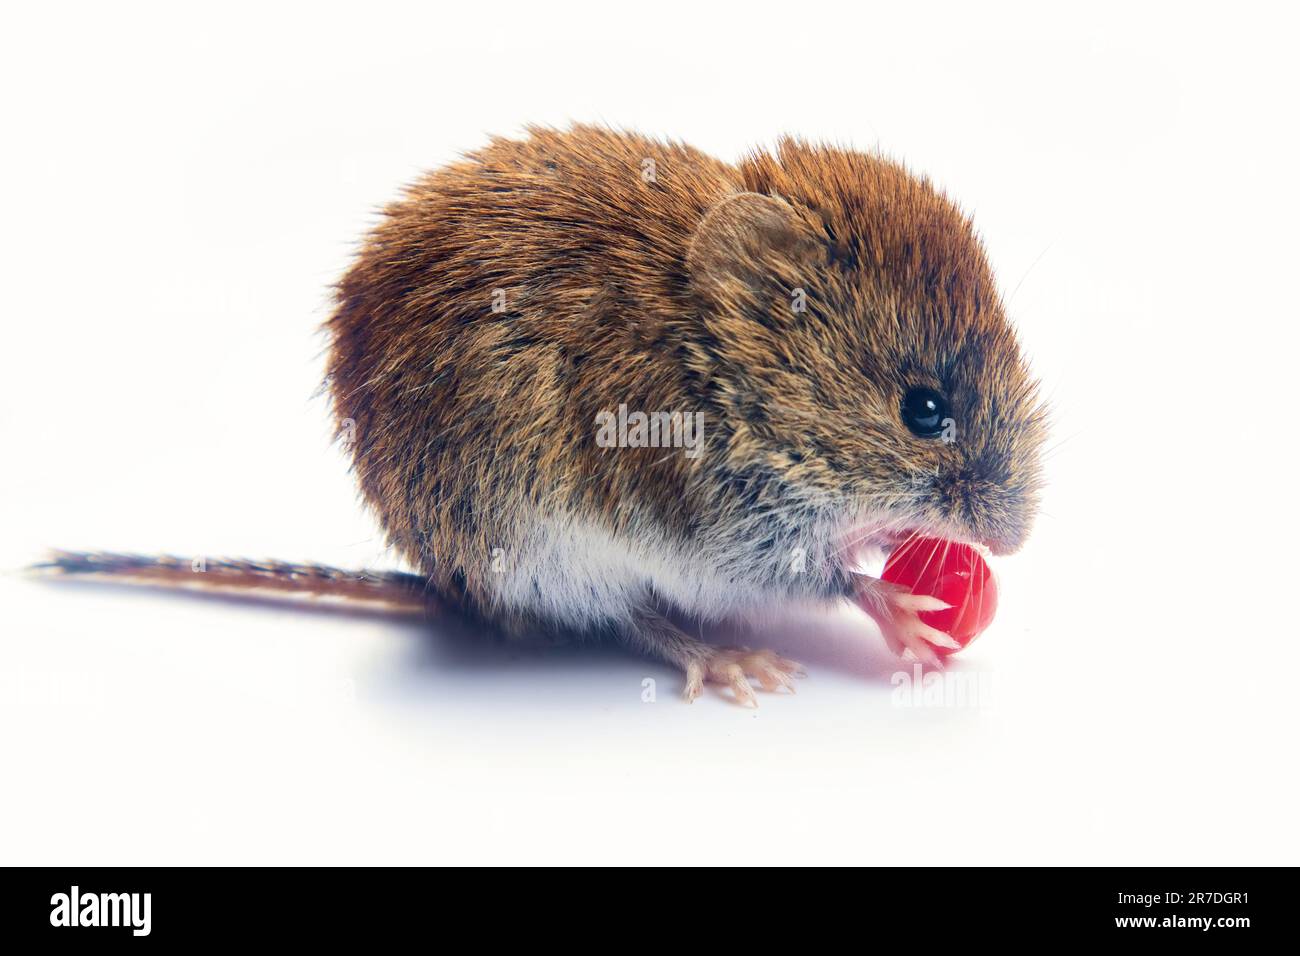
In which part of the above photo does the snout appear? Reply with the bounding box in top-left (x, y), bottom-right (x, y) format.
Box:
top-left (983, 529), bottom-right (1029, 557)
top-left (942, 474), bottom-right (1038, 557)
top-left (963, 494), bottom-right (1036, 556)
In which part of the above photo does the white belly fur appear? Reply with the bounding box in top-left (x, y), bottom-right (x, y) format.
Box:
top-left (486, 514), bottom-right (788, 631)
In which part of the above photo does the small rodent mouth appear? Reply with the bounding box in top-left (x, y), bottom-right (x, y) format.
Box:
top-left (838, 523), bottom-right (991, 574)
top-left (836, 524), bottom-right (919, 573)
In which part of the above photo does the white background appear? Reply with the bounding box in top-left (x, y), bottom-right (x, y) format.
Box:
top-left (3, 1), bottom-right (1297, 865)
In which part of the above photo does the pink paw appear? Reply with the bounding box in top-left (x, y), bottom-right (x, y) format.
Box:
top-left (683, 647), bottom-right (805, 707)
top-left (853, 576), bottom-right (959, 668)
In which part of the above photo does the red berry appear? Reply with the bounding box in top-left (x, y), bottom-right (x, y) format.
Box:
top-left (880, 537), bottom-right (998, 653)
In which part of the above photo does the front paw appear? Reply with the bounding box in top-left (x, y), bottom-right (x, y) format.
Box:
top-left (852, 576), bottom-right (959, 668)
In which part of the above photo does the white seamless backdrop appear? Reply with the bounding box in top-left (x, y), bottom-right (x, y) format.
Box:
top-left (1, 0), bottom-right (1296, 865)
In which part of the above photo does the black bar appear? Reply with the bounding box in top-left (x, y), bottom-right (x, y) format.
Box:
top-left (0, 867), bottom-right (1284, 943)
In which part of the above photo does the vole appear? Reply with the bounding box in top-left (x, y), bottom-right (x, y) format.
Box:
top-left (41, 125), bottom-right (1047, 705)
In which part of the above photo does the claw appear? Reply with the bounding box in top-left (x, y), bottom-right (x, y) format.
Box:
top-left (684, 661), bottom-right (705, 702)
top-left (721, 664), bottom-right (758, 707)
top-left (753, 666), bottom-right (795, 694)
top-left (889, 592), bottom-right (953, 614)
top-left (854, 575), bottom-right (957, 665)
top-left (686, 647), bottom-right (804, 706)
top-left (896, 630), bottom-right (945, 668)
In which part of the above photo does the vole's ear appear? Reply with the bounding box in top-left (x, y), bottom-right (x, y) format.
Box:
top-left (687, 192), bottom-right (827, 301)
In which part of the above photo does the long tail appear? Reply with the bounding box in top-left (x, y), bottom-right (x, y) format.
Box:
top-left (30, 550), bottom-right (433, 610)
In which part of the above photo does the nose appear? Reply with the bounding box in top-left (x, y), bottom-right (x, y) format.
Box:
top-left (958, 485), bottom-right (1033, 557)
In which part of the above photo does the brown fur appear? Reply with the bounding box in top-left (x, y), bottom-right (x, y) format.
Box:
top-left (327, 126), bottom-right (1044, 634)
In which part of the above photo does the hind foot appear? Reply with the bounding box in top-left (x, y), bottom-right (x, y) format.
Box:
top-left (683, 646), bottom-right (804, 707)
top-left (620, 606), bottom-right (805, 707)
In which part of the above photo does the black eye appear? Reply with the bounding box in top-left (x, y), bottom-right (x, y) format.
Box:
top-left (901, 387), bottom-right (949, 438)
